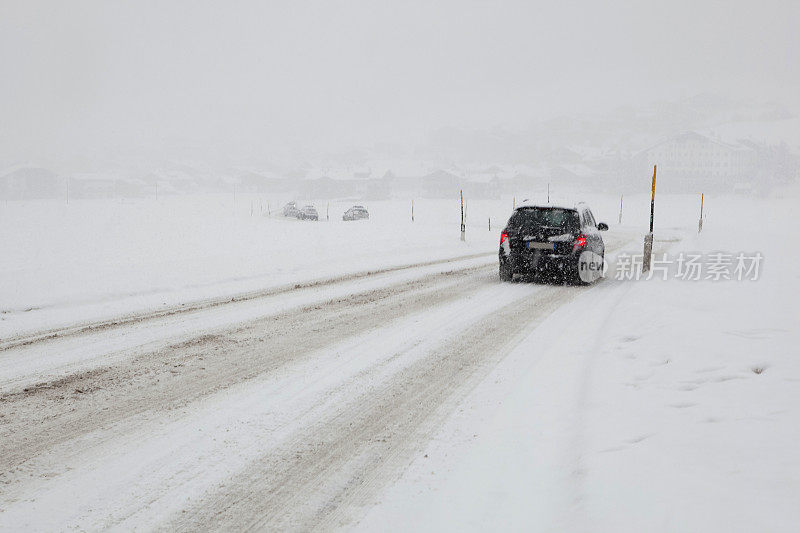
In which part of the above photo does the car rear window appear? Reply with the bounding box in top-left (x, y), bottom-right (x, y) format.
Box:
top-left (507, 207), bottom-right (579, 232)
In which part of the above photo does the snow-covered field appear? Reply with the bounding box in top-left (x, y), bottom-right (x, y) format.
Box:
top-left (1, 190), bottom-right (701, 338)
top-left (1, 189), bottom-right (798, 531)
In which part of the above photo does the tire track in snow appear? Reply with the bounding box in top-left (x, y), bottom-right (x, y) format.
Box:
top-left (0, 264), bottom-right (494, 489)
top-left (0, 252), bottom-right (495, 351)
top-left (167, 284), bottom-right (585, 531)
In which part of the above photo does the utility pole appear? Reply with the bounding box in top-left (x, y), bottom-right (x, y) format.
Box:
top-left (460, 190), bottom-right (465, 241)
top-left (547, 183), bottom-right (550, 203)
top-left (411, 199), bottom-right (414, 222)
top-left (642, 165), bottom-right (657, 273)
top-left (618, 194), bottom-right (623, 224)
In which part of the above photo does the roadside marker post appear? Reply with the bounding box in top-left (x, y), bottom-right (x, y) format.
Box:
top-left (411, 199), bottom-right (414, 222)
top-left (698, 193), bottom-right (704, 233)
top-left (460, 190), bottom-right (465, 241)
top-left (642, 165), bottom-right (657, 273)
top-left (488, 217), bottom-right (491, 231)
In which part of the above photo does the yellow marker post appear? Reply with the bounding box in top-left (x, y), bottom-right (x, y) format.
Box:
top-left (642, 165), bottom-right (657, 272)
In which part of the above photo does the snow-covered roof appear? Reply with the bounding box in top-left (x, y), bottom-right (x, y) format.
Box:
top-left (368, 160), bottom-right (436, 179)
top-left (635, 131), bottom-right (757, 158)
top-left (422, 168), bottom-right (465, 182)
top-left (233, 166), bottom-right (286, 180)
top-left (0, 165), bottom-right (58, 181)
top-left (466, 174), bottom-right (500, 184)
top-left (69, 173), bottom-right (125, 182)
top-left (302, 166), bottom-right (376, 181)
top-left (515, 200), bottom-right (585, 211)
top-left (512, 164), bottom-right (549, 179)
top-left (149, 168), bottom-right (197, 182)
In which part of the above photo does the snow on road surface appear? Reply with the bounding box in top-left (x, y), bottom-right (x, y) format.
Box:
top-left (2, 192), bottom-right (797, 531)
top-left (0, 212), bottom-right (634, 530)
top-left (0, 254), bottom-right (495, 392)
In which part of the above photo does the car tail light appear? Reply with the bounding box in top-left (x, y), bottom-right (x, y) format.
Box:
top-left (573, 234), bottom-right (587, 250)
top-left (501, 232), bottom-right (509, 244)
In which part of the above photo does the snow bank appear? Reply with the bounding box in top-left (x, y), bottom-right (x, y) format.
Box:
top-left (1, 195), bottom-right (502, 337)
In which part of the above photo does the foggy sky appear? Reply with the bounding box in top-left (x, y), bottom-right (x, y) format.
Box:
top-left (1, 0), bottom-right (798, 168)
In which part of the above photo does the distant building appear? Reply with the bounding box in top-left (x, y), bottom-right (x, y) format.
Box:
top-left (68, 174), bottom-right (118, 198)
top-left (421, 169), bottom-right (462, 198)
top-left (236, 170), bottom-right (292, 193)
top-left (0, 166), bottom-right (62, 199)
top-left (551, 163), bottom-right (596, 188)
top-left (629, 132), bottom-right (757, 192)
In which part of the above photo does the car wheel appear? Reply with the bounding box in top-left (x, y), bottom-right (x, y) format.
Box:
top-left (571, 256), bottom-right (590, 285)
top-left (499, 261), bottom-right (513, 282)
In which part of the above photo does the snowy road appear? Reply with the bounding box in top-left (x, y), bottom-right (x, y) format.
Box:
top-left (0, 251), bottom-right (612, 529)
top-left (0, 237), bottom-right (636, 530)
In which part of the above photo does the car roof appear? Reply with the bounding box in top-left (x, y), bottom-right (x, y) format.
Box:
top-left (515, 200), bottom-right (588, 211)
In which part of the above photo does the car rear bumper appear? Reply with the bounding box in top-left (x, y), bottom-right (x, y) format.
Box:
top-left (501, 250), bottom-right (578, 274)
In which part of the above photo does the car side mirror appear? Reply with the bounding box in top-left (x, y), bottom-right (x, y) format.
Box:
top-left (597, 222), bottom-right (609, 231)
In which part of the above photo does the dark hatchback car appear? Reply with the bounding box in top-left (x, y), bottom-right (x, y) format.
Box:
top-left (499, 203), bottom-right (608, 283)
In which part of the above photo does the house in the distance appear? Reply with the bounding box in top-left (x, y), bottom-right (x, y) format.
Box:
top-left (421, 169), bottom-right (463, 198)
top-left (0, 166), bottom-right (62, 199)
top-left (628, 132), bottom-right (758, 192)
